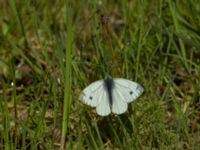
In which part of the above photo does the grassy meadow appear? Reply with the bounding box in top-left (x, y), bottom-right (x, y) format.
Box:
top-left (0, 0), bottom-right (200, 149)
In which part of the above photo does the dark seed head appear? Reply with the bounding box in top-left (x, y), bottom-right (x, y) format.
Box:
top-left (89, 96), bottom-right (93, 100)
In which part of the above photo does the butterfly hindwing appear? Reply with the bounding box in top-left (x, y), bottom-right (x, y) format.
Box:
top-left (112, 88), bottom-right (128, 114)
top-left (96, 89), bottom-right (111, 116)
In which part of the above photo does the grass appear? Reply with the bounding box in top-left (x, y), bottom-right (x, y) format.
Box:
top-left (0, 0), bottom-right (200, 149)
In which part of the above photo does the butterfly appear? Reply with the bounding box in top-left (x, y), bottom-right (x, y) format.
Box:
top-left (80, 76), bottom-right (144, 116)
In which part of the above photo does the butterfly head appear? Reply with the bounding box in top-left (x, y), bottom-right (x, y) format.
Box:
top-left (105, 75), bottom-right (112, 80)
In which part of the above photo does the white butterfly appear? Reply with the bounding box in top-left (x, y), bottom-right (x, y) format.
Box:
top-left (80, 76), bottom-right (144, 116)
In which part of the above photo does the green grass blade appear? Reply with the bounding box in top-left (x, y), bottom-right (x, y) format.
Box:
top-left (61, 0), bottom-right (74, 149)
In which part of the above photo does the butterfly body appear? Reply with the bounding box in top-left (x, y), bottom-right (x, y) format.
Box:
top-left (103, 76), bottom-right (114, 107)
top-left (80, 76), bottom-right (143, 116)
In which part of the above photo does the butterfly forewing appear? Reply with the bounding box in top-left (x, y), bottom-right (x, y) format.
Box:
top-left (80, 80), bottom-right (103, 107)
top-left (114, 79), bottom-right (144, 103)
